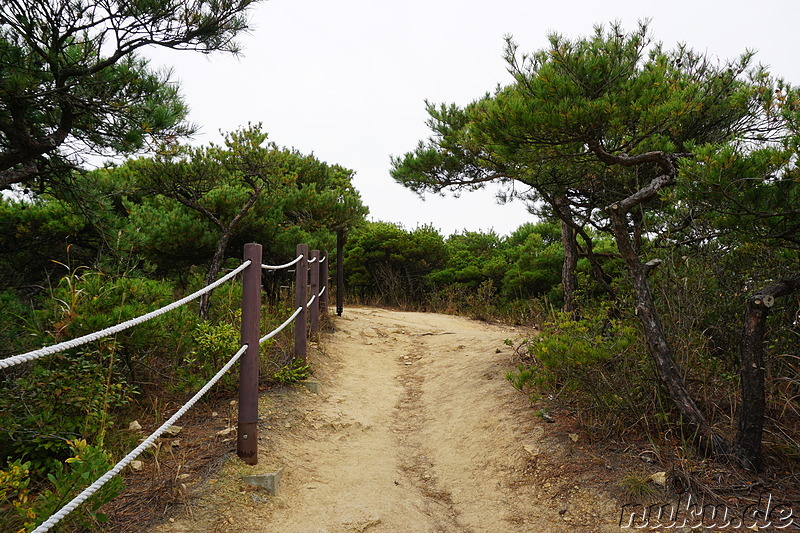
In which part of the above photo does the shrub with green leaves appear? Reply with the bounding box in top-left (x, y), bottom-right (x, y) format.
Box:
top-left (179, 316), bottom-right (241, 392)
top-left (0, 440), bottom-right (123, 532)
top-left (273, 358), bottom-right (312, 384)
top-left (0, 348), bottom-right (134, 471)
top-left (506, 308), bottom-right (656, 433)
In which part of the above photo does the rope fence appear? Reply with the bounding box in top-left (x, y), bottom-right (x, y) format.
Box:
top-left (0, 261), bottom-right (251, 370)
top-left (262, 254), bottom-right (303, 270)
top-left (32, 344), bottom-right (249, 533)
top-left (1, 242), bottom-right (338, 532)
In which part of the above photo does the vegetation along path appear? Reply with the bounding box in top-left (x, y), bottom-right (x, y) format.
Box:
top-left (151, 307), bottom-right (624, 532)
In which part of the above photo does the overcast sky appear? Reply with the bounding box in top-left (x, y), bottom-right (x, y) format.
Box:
top-left (143, 0), bottom-right (800, 237)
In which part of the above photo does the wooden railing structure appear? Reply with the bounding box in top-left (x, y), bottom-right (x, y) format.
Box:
top-left (0, 238), bottom-right (346, 532)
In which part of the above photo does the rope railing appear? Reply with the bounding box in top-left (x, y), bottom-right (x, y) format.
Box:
top-left (260, 306), bottom-right (303, 344)
top-left (261, 254), bottom-right (303, 270)
top-left (0, 261), bottom-right (251, 370)
top-left (4, 242), bottom-right (337, 531)
top-left (33, 344), bottom-right (249, 533)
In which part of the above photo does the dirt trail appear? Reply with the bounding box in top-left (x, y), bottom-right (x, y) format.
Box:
top-left (151, 307), bottom-right (625, 532)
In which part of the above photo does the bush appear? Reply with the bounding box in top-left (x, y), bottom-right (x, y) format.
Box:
top-left (0, 440), bottom-right (123, 532)
top-left (506, 307), bottom-right (659, 435)
top-left (0, 347), bottom-right (134, 471)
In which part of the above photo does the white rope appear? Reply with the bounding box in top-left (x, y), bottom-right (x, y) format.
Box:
top-left (319, 285), bottom-right (326, 298)
top-left (306, 294), bottom-right (316, 308)
top-left (259, 306), bottom-right (302, 344)
top-left (262, 255), bottom-right (303, 270)
top-left (308, 257), bottom-right (318, 264)
top-left (0, 262), bottom-right (251, 370)
top-left (32, 344), bottom-right (248, 533)
top-left (320, 255), bottom-right (327, 264)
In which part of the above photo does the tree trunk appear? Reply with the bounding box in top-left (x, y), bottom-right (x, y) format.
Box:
top-left (560, 216), bottom-right (579, 316)
top-left (734, 275), bottom-right (800, 471)
top-left (199, 230), bottom-right (232, 319)
top-left (195, 186), bottom-right (263, 319)
top-left (552, 196), bottom-right (579, 315)
top-left (575, 226), bottom-right (617, 302)
top-left (609, 206), bottom-right (729, 457)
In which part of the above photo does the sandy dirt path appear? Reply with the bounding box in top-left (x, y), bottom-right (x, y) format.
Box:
top-left (152, 306), bottom-right (624, 532)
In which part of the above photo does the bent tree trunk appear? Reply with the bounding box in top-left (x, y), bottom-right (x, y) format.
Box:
top-left (554, 197), bottom-right (579, 315)
top-left (735, 275), bottom-right (800, 471)
top-left (199, 230), bottom-right (233, 319)
top-left (609, 206), bottom-right (729, 457)
top-left (196, 186), bottom-right (264, 319)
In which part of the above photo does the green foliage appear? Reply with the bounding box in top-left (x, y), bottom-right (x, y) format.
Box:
top-left (0, 290), bottom-right (31, 357)
top-left (180, 316), bottom-right (241, 392)
top-left (0, 459), bottom-right (34, 533)
top-left (0, 348), bottom-right (135, 470)
top-left (0, 440), bottom-right (123, 532)
top-left (272, 358), bottom-right (312, 385)
top-left (506, 307), bottom-right (655, 433)
top-left (0, 0), bottom-right (262, 188)
top-left (117, 124), bottom-right (367, 278)
top-left (501, 223), bottom-right (564, 302)
top-left (344, 221), bottom-right (570, 316)
top-left (344, 221), bottom-right (447, 308)
top-left (620, 471), bottom-right (660, 502)
top-left (428, 230), bottom-right (505, 289)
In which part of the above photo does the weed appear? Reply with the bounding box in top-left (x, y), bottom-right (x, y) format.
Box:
top-left (273, 358), bottom-right (312, 384)
top-left (620, 471), bottom-right (660, 502)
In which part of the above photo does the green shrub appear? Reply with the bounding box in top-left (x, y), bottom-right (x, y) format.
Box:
top-left (179, 316), bottom-right (241, 392)
top-left (0, 347), bottom-right (134, 471)
top-left (273, 358), bottom-right (312, 384)
top-left (506, 308), bottom-right (657, 434)
top-left (0, 440), bottom-right (123, 532)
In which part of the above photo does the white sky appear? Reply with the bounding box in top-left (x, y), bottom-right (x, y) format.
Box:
top-left (143, 0), bottom-right (800, 237)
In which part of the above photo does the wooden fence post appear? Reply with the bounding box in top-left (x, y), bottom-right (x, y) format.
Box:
top-left (295, 244), bottom-right (308, 362)
top-left (336, 229), bottom-right (344, 316)
top-left (320, 251), bottom-right (329, 315)
top-left (238, 243), bottom-right (262, 465)
top-left (310, 249), bottom-right (320, 336)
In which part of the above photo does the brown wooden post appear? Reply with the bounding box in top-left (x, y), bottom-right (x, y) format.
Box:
top-left (238, 243), bottom-right (262, 465)
top-left (336, 229), bottom-right (344, 316)
top-left (294, 244), bottom-right (308, 362)
top-left (309, 249), bottom-right (320, 336)
top-left (319, 251), bottom-right (329, 315)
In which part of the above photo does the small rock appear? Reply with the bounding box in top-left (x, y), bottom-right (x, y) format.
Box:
top-left (650, 471), bottom-right (667, 486)
top-left (568, 433), bottom-right (579, 442)
top-left (171, 439), bottom-right (181, 447)
top-left (128, 420), bottom-right (142, 431)
top-left (242, 467), bottom-right (284, 496)
top-left (129, 460), bottom-right (143, 471)
top-left (211, 411), bottom-right (219, 417)
top-left (162, 425), bottom-right (182, 437)
top-left (299, 380), bottom-right (320, 394)
top-left (523, 444), bottom-right (539, 456)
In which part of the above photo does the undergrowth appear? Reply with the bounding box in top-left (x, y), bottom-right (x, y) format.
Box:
top-left (0, 262), bottom-right (305, 531)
